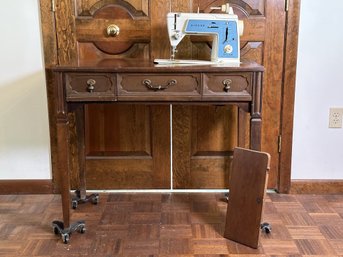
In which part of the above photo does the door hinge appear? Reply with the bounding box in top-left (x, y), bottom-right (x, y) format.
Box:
top-left (51, 0), bottom-right (56, 12)
top-left (285, 0), bottom-right (289, 12)
top-left (278, 135), bottom-right (282, 153)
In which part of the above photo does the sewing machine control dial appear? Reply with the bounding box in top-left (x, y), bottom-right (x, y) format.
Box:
top-left (224, 44), bottom-right (233, 54)
top-left (172, 33), bottom-right (181, 40)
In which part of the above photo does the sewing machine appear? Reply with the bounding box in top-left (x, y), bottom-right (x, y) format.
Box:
top-left (154, 4), bottom-right (243, 66)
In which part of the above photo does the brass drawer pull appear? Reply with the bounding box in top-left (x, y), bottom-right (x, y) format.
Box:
top-left (86, 79), bottom-right (96, 93)
top-left (223, 79), bottom-right (232, 92)
top-left (142, 79), bottom-right (177, 91)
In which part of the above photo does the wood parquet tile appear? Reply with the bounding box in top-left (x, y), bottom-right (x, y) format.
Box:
top-left (1, 193), bottom-right (343, 256)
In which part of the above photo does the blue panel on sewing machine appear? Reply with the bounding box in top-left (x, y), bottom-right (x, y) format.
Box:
top-left (185, 20), bottom-right (238, 59)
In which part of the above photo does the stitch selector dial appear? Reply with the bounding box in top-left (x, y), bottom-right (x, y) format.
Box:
top-left (224, 44), bottom-right (233, 54)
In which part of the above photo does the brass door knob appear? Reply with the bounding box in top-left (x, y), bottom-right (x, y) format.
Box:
top-left (107, 24), bottom-right (120, 37)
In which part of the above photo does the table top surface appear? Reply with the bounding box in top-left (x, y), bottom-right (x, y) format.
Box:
top-left (48, 59), bottom-right (264, 73)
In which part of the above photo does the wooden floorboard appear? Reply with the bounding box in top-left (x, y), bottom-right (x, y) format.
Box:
top-left (0, 193), bottom-right (343, 256)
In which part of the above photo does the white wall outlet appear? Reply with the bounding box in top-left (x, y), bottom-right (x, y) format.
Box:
top-left (329, 108), bottom-right (343, 128)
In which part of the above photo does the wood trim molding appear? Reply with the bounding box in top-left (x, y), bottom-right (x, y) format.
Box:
top-left (290, 179), bottom-right (343, 194)
top-left (278, 0), bottom-right (301, 193)
top-left (0, 180), bottom-right (53, 194)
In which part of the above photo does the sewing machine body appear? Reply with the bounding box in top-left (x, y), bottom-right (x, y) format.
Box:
top-left (166, 10), bottom-right (242, 65)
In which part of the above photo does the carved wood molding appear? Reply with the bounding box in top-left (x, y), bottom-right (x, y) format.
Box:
top-left (87, 0), bottom-right (148, 18)
top-left (204, 0), bottom-right (263, 17)
top-left (76, 0), bottom-right (151, 56)
top-left (241, 42), bottom-right (263, 56)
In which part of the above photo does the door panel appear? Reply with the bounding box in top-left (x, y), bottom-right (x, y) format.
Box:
top-left (85, 105), bottom-right (170, 189)
top-left (53, 0), bottom-right (170, 189)
top-left (173, 0), bottom-right (284, 189)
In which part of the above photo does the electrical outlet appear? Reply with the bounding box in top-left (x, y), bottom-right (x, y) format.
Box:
top-left (329, 108), bottom-right (343, 128)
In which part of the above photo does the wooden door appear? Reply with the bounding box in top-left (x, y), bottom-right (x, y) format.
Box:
top-left (42, 0), bottom-right (171, 189)
top-left (172, 0), bottom-right (286, 189)
top-left (40, 0), bottom-right (298, 191)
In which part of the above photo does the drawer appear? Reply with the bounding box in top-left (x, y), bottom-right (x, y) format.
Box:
top-left (65, 73), bottom-right (116, 101)
top-left (202, 73), bottom-right (252, 101)
top-left (117, 73), bottom-right (201, 101)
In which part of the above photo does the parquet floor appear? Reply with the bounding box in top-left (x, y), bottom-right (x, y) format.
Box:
top-left (1, 192), bottom-right (343, 256)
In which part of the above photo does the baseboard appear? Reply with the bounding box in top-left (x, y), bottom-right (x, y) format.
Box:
top-left (290, 179), bottom-right (343, 194)
top-left (1, 179), bottom-right (342, 195)
top-left (0, 179), bottom-right (53, 194)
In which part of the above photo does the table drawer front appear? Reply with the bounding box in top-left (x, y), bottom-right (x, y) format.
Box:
top-left (203, 73), bottom-right (252, 100)
top-left (118, 73), bottom-right (201, 100)
top-left (65, 73), bottom-right (115, 101)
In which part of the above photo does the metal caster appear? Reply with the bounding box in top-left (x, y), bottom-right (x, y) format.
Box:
top-left (62, 233), bottom-right (70, 244)
top-left (224, 192), bottom-right (229, 202)
top-left (71, 190), bottom-right (100, 209)
top-left (52, 220), bottom-right (86, 244)
top-left (91, 194), bottom-right (99, 205)
top-left (260, 222), bottom-right (271, 234)
top-left (72, 199), bottom-right (78, 209)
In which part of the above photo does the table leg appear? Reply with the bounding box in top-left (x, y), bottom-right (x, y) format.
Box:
top-left (71, 105), bottom-right (99, 209)
top-left (250, 71), bottom-right (263, 151)
top-left (52, 119), bottom-right (85, 244)
top-left (250, 116), bottom-right (262, 151)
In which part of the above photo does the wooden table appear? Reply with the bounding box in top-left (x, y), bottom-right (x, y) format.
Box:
top-left (47, 59), bottom-right (264, 243)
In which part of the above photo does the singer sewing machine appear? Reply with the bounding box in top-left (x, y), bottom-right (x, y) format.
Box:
top-left (154, 4), bottom-right (243, 66)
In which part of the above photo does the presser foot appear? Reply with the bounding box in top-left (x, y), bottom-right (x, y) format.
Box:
top-left (52, 220), bottom-right (86, 244)
top-left (71, 190), bottom-right (99, 209)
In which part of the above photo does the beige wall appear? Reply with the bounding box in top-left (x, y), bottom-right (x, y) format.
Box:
top-left (0, 0), bottom-right (51, 179)
top-left (292, 0), bottom-right (343, 179)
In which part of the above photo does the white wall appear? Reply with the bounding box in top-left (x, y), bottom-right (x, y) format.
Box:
top-left (0, 0), bottom-right (341, 181)
top-left (291, 0), bottom-right (343, 179)
top-left (0, 0), bottom-right (51, 179)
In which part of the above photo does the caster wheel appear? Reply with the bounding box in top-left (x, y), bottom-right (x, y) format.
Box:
top-left (62, 233), bottom-right (70, 244)
top-left (224, 192), bottom-right (229, 202)
top-left (53, 226), bottom-right (59, 235)
top-left (92, 195), bottom-right (99, 205)
top-left (75, 190), bottom-right (81, 198)
top-left (261, 222), bottom-right (271, 234)
top-left (79, 226), bottom-right (86, 234)
top-left (72, 200), bottom-right (78, 209)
